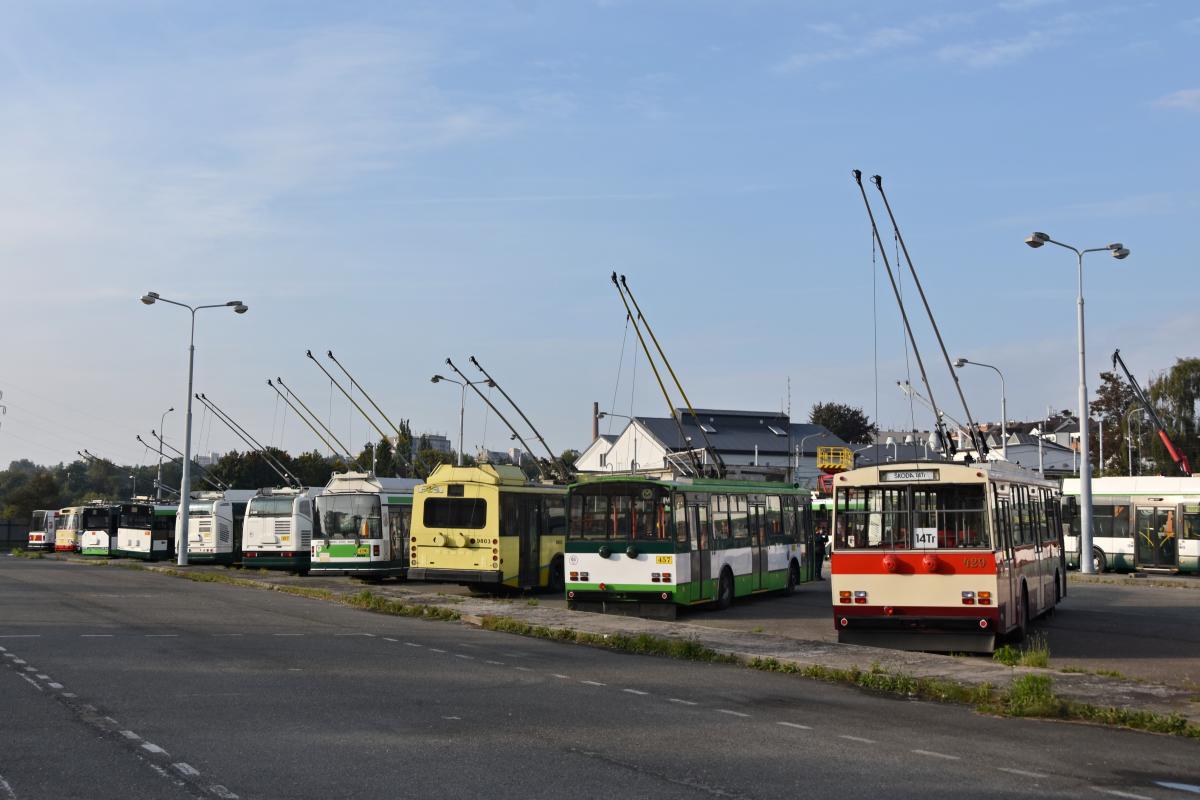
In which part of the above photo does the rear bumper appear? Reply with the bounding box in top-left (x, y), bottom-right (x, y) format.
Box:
top-left (567, 594), bottom-right (678, 620)
top-left (309, 560), bottom-right (404, 578)
top-left (833, 608), bottom-right (1001, 652)
top-left (407, 568), bottom-right (501, 584)
top-left (241, 552), bottom-right (310, 570)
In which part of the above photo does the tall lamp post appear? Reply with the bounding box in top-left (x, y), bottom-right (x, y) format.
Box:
top-left (155, 407), bottom-right (174, 502)
top-left (141, 292), bottom-right (248, 566)
top-left (954, 358), bottom-right (1007, 461)
top-left (430, 374), bottom-right (493, 466)
top-left (1025, 232), bottom-right (1129, 574)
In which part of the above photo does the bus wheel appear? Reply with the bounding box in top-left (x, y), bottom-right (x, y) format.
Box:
top-left (1015, 584), bottom-right (1029, 642)
top-left (716, 570), bottom-right (734, 611)
top-left (548, 557), bottom-right (564, 593)
top-left (783, 561), bottom-right (799, 596)
top-left (1092, 548), bottom-right (1107, 574)
top-left (467, 583), bottom-right (494, 596)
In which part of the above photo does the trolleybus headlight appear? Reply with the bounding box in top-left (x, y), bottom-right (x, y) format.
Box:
top-left (625, 545), bottom-right (639, 559)
top-left (598, 546), bottom-right (612, 559)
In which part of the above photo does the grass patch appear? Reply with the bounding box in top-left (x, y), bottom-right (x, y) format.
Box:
top-left (526, 598), bottom-right (540, 607)
top-left (344, 590), bottom-right (460, 621)
top-left (479, 615), bottom-right (737, 663)
top-left (9, 548), bottom-right (44, 559)
top-left (749, 657), bottom-right (993, 706)
top-left (992, 633), bottom-right (1049, 668)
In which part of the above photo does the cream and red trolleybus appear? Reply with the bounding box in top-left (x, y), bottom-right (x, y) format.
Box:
top-left (830, 461), bottom-right (1065, 653)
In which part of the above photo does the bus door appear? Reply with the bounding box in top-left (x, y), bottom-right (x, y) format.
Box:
top-left (388, 503), bottom-right (411, 566)
top-left (994, 488), bottom-right (1017, 630)
top-left (749, 500), bottom-right (767, 590)
top-left (688, 498), bottom-right (711, 598)
top-left (1135, 506), bottom-right (1178, 570)
top-left (519, 496), bottom-right (541, 587)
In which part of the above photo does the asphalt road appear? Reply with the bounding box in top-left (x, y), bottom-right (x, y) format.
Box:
top-left (1, 559), bottom-right (1198, 800)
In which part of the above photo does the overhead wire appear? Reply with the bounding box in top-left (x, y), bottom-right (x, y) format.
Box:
top-left (608, 314), bottom-right (631, 437)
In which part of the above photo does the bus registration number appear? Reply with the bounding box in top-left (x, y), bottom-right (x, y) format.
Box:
top-left (655, 555), bottom-right (673, 565)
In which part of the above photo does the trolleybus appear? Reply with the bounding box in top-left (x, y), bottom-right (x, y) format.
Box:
top-left (113, 503), bottom-right (178, 560)
top-left (830, 462), bottom-right (1065, 653)
top-left (241, 486), bottom-right (323, 571)
top-left (1062, 476), bottom-right (1200, 574)
top-left (311, 472), bottom-right (420, 579)
top-left (26, 510), bottom-right (57, 551)
top-left (408, 464), bottom-right (567, 592)
top-left (182, 490), bottom-right (256, 565)
top-left (79, 502), bottom-right (121, 556)
top-left (565, 474), bottom-right (815, 618)
top-left (54, 506), bottom-right (84, 552)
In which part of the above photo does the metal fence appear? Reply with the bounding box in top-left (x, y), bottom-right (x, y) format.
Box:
top-left (0, 520), bottom-right (30, 551)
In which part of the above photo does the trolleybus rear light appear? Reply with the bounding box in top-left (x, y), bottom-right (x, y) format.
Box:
top-left (651, 573), bottom-right (661, 582)
top-left (839, 591), bottom-right (852, 604)
top-left (961, 591), bottom-right (975, 605)
top-left (978, 591), bottom-right (992, 605)
top-left (662, 572), bottom-right (670, 581)
top-left (570, 571), bottom-right (579, 581)
top-left (598, 582), bottom-right (607, 591)
top-left (853, 591), bottom-right (868, 604)
top-left (580, 572), bottom-right (589, 581)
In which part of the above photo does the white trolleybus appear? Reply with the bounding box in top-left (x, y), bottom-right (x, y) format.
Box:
top-left (1062, 476), bottom-right (1200, 575)
top-left (311, 472), bottom-right (420, 579)
top-left (113, 503), bottom-right (178, 560)
top-left (241, 487), bottom-right (324, 572)
top-left (830, 462), bottom-right (1065, 653)
top-left (79, 502), bottom-right (121, 556)
top-left (54, 506), bottom-right (84, 552)
top-left (26, 509), bottom-right (58, 551)
top-left (564, 474), bottom-right (816, 619)
top-left (183, 490), bottom-right (256, 565)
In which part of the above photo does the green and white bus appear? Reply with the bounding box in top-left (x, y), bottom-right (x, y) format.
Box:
top-left (79, 502), bottom-right (120, 556)
top-left (113, 503), bottom-right (178, 560)
top-left (183, 490), bottom-right (256, 565)
top-left (241, 487), bottom-right (324, 572)
top-left (311, 472), bottom-right (420, 579)
top-left (1062, 476), bottom-right (1200, 574)
top-left (565, 475), bottom-right (816, 618)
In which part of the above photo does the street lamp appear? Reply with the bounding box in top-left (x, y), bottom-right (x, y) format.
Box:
top-left (431, 374), bottom-right (493, 466)
top-left (797, 431), bottom-right (824, 479)
top-left (1125, 405), bottom-right (1143, 477)
top-left (954, 358), bottom-right (1008, 461)
top-left (141, 291), bottom-right (248, 566)
top-left (598, 411), bottom-right (639, 470)
top-left (1025, 232), bottom-right (1128, 574)
top-left (156, 407), bottom-right (174, 502)
top-left (884, 436), bottom-right (897, 462)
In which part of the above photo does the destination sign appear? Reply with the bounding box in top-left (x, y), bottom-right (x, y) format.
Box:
top-left (880, 469), bottom-right (939, 483)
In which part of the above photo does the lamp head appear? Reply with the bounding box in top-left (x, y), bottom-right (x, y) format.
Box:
top-left (229, 301), bottom-right (248, 314)
top-left (953, 357), bottom-right (968, 368)
top-left (431, 375), bottom-right (443, 383)
top-left (140, 291), bottom-right (159, 305)
top-left (1112, 247), bottom-right (1130, 260)
top-left (1025, 232), bottom-right (1049, 249)
top-left (596, 411), bottom-right (607, 419)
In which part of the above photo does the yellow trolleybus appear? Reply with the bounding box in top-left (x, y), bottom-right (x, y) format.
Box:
top-left (407, 464), bottom-right (568, 592)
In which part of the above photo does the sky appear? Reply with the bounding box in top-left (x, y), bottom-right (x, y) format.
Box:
top-left (1, 0), bottom-right (1197, 469)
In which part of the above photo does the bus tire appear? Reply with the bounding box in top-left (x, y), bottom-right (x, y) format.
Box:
top-left (1092, 548), bottom-right (1107, 574)
top-left (467, 583), bottom-right (493, 596)
top-left (783, 561), bottom-right (799, 596)
top-left (1015, 583), bottom-right (1030, 642)
top-left (548, 556), bottom-right (564, 593)
top-left (716, 569), bottom-right (734, 611)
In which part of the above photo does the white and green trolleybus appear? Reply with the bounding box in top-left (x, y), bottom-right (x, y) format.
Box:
top-left (241, 486), bottom-right (324, 572)
top-left (79, 502), bottom-right (120, 556)
top-left (183, 490), bottom-right (256, 565)
top-left (311, 472), bottom-right (420, 579)
top-left (113, 503), bottom-right (178, 560)
top-left (565, 474), bottom-right (816, 618)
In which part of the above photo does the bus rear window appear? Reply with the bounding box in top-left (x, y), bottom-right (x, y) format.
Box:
top-left (423, 498), bottom-right (486, 529)
top-left (81, 509), bottom-right (111, 530)
top-left (835, 485), bottom-right (988, 550)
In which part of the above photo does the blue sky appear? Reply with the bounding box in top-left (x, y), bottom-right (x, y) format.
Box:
top-left (1, 0), bottom-right (1197, 467)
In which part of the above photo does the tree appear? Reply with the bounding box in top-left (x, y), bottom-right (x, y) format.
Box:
top-left (809, 402), bottom-right (877, 444)
top-left (1146, 358), bottom-right (1200, 475)
top-left (1090, 370), bottom-right (1138, 476)
top-left (292, 451), bottom-right (336, 487)
top-left (1, 472), bottom-right (62, 521)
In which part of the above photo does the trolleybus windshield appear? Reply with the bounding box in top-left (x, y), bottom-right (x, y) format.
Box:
top-left (317, 495), bottom-right (381, 539)
top-left (569, 486), bottom-right (670, 541)
top-left (836, 484), bottom-right (988, 550)
top-left (248, 497), bottom-right (296, 517)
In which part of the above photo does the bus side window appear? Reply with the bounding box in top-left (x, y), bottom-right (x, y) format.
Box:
top-left (730, 496), bottom-right (749, 546)
top-left (782, 497), bottom-right (796, 541)
top-left (765, 496), bottom-right (782, 544)
top-left (674, 497), bottom-right (688, 547)
top-left (542, 495), bottom-right (566, 536)
top-left (500, 494), bottom-right (519, 538)
top-left (696, 503), bottom-right (710, 550)
top-left (710, 495), bottom-right (730, 544)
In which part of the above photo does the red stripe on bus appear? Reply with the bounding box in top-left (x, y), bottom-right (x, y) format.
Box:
top-left (831, 552), bottom-right (997, 575)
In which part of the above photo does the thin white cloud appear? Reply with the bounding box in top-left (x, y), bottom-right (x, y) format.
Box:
top-left (1155, 88), bottom-right (1200, 112)
top-left (775, 12), bottom-right (976, 72)
top-left (937, 29), bottom-right (1051, 68)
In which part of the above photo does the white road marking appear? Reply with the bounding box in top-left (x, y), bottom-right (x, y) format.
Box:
top-left (103, 716), bottom-right (118, 725)
top-left (668, 698), bottom-right (698, 706)
top-left (272, 633), bottom-right (303, 637)
top-left (404, 642), bottom-right (422, 647)
top-left (12, 659), bottom-right (26, 665)
top-left (81, 634), bottom-right (114, 638)
top-left (777, 721), bottom-right (813, 730)
top-left (61, 692), bottom-right (76, 698)
top-left (717, 709), bottom-right (750, 718)
top-left (23, 667), bottom-right (36, 672)
top-left (1156, 782), bottom-right (1200, 795)
top-left (913, 749), bottom-right (960, 760)
top-left (442, 716), bottom-right (461, 720)
top-left (383, 637), bottom-right (398, 642)
top-left (146, 634), bottom-right (178, 638)
top-left (335, 633), bottom-right (373, 637)
top-left (0, 770), bottom-right (15, 800)
top-left (209, 784), bottom-right (239, 799)
top-left (287, 668), bottom-right (302, 672)
top-left (0, 635), bottom-right (40, 638)
top-left (838, 735), bottom-right (876, 744)
top-left (120, 730), bottom-right (141, 740)
top-left (47, 682), bottom-right (63, 689)
top-left (581, 680), bottom-right (606, 686)
top-left (429, 648), bottom-right (446, 653)
top-left (212, 633), bottom-right (243, 637)
top-left (998, 768), bottom-right (1049, 779)
top-left (1092, 790), bottom-right (1153, 800)
top-left (0, 646), bottom-right (6, 651)
top-left (552, 674), bottom-right (570, 679)
top-left (623, 689), bottom-right (649, 696)
top-left (455, 654), bottom-right (474, 660)
top-left (514, 666), bottom-right (532, 672)
top-left (485, 660), bottom-right (505, 665)
top-left (172, 762), bottom-right (200, 777)
top-left (35, 674), bottom-right (50, 680)
top-left (18, 674), bottom-right (42, 691)
top-left (141, 742), bottom-right (168, 755)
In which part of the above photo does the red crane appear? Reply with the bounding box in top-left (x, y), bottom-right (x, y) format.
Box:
top-left (1112, 349), bottom-right (1192, 476)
